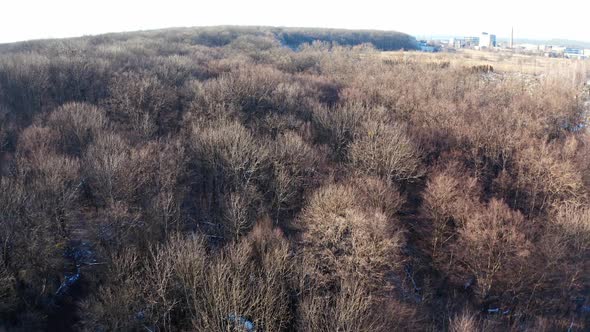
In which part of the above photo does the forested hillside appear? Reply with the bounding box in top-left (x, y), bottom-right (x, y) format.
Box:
top-left (0, 27), bottom-right (589, 331)
top-left (0, 26), bottom-right (419, 53)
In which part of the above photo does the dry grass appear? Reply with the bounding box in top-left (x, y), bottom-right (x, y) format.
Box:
top-left (382, 49), bottom-right (590, 80)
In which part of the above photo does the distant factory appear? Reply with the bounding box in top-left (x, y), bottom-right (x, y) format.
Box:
top-left (479, 32), bottom-right (497, 48)
top-left (447, 32), bottom-right (496, 49)
top-left (524, 45), bottom-right (589, 59)
top-left (419, 29), bottom-right (589, 60)
top-left (563, 48), bottom-right (587, 59)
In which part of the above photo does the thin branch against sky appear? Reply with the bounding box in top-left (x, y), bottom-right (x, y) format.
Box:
top-left (1, 0), bottom-right (588, 43)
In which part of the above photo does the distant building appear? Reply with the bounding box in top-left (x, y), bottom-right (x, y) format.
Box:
top-left (479, 32), bottom-right (496, 48)
top-left (544, 46), bottom-right (561, 57)
top-left (564, 48), bottom-right (585, 59)
top-left (448, 37), bottom-right (465, 48)
top-left (464, 36), bottom-right (480, 47)
top-left (448, 36), bottom-right (479, 49)
top-left (418, 40), bottom-right (438, 52)
top-left (447, 33), bottom-right (497, 49)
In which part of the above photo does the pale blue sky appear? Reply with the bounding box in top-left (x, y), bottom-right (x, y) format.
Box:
top-left (1, 0), bottom-right (588, 43)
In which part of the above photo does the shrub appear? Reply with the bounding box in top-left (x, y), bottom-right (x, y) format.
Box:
top-left (268, 131), bottom-right (323, 222)
top-left (311, 103), bottom-right (366, 160)
top-left (16, 125), bottom-right (58, 156)
top-left (448, 311), bottom-right (479, 332)
top-left (191, 222), bottom-right (295, 331)
top-left (298, 278), bottom-right (386, 332)
top-left (422, 163), bottom-right (481, 262)
top-left (452, 199), bottom-right (531, 300)
top-left (422, 167), bottom-right (534, 305)
top-left (80, 248), bottom-right (147, 331)
top-left (0, 105), bottom-right (9, 154)
top-left (82, 222), bottom-right (296, 331)
top-left (15, 125), bottom-right (81, 235)
top-left (47, 102), bottom-right (107, 155)
top-left (47, 56), bottom-right (111, 105)
top-left (220, 184), bottom-right (264, 241)
top-left (189, 120), bottom-right (273, 239)
top-left (150, 55), bottom-right (203, 87)
top-left (530, 209), bottom-right (589, 317)
top-left (18, 151), bottom-right (81, 235)
top-left (0, 174), bottom-right (66, 328)
top-left (84, 135), bottom-right (187, 228)
top-left (198, 64), bottom-right (284, 116)
top-left (0, 264), bottom-right (17, 316)
top-left (298, 240), bottom-right (416, 331)
top-left (83, 132), bottom-right (132, 205)
top-left (351, 175), bottom-right (405, 220)
top-left (192, 120), bottom-right (269, 192)
top-left (551, 203), bottom-right (590, 253)
top-left (0, 54), bottom-right (50, 120)
top-left (105, 71), bottom-right (177, 137)
top-left (300, 181), bottom-right (405, 291)
top-left (494, 140), bottom-right (585, 215)
top-left (139, 139), bottom-right (188, 236)
top-left (91, 201), bottom-right (142, 251)
top-left (350, 120), bottom-right (423, 183)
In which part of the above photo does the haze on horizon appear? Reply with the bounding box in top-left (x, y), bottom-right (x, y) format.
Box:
top-left (1, 0), bottom-right (588, 44)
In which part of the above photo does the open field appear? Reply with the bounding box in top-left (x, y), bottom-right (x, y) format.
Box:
top-left (383, 49), bottom-right (590, 79)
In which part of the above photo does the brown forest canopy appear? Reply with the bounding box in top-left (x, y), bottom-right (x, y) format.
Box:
top-left (0, 26), bottom-right (589, 331)
top-left (0, 26), bottom-right (419, 53)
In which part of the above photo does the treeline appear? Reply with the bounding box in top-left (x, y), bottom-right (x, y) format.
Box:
top-left (0, 26), bottom-right (419, 54)
top-left (273, 27), bottom-right (419, 50)
top-left (0, 27), bottom-right (589, 331)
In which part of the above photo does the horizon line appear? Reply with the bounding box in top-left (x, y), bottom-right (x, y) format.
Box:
top-left (1, 24), bottom-right (588, 46)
